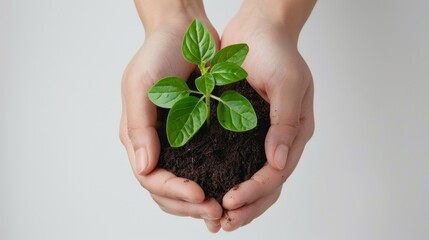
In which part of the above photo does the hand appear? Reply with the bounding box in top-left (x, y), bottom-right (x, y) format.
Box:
top-left (218, 1), bottom-right (315, 231)
top-left (119, 3), bottom-right (224, 232)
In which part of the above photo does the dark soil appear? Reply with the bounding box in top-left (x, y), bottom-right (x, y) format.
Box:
top-left (156, 73), bottom-right (270, 204)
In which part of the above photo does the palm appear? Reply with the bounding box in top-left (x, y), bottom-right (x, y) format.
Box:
top-left (221, 19), bottom-right (312, 103)
top-left (126, 25), bottom-right (195, 84)
top-left (127, 18), bottom-right (220, 82)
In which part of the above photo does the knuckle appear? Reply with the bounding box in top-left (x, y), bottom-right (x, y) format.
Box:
top-left (270, 120), bottom-right (300, 130)
top-left (127, 126), bottom-right (144, 148)
top-left (307, 124), bottom-right (315, 140)
top-left (151, 195), bottom-right (170, 214)
top-left (122, 65), bottom-right (140, 87)
top-left (286, 73), bottom-right (307, 86)
top-left (138, 179), bottom-right (145, 189)
top-left (268, 109), bottom-right (301, 129)
top-left (119, 126), bottom-right (129, 146)
top-left (122, 66), bottom-right (159, 90)
top-left (271, 69), bottom-right (306, 88)
top-left (127, 126), bottom-right (138, 138)
top-left (301, 116), bottom-right (315, 141)
top-left (134, 175), bottom-right (147, 189)
top-left (151, 194), bottom-right (161, 205)
top-left (266, 121), bottom-right (300, 143)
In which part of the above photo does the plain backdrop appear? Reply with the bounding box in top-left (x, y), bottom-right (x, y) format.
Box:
top-left (1, 0), bottom-right (428, 239)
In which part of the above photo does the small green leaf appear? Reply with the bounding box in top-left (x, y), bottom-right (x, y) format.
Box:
top-left (211, 44), bottom-right (249, 66)
top-left (195, 74), bottom-right (215, 95)
top-left (148, 77), bottom-right (190, 108)
top-left (182, 19), bottom-right (216, 65)
top-left (210, 62), bottom-right (248, 86)
top-left (167, 96), bottom-right (208, 147)
top-left (217, 90), bottom-right (257, 132)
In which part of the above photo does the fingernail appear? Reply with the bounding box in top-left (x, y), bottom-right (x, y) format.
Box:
top-left (201, 214), bottom-right (219, 221)
top-left (135, 148), bottom-right (148, 175)
top-left (274, 144), bottom-right (288, 170)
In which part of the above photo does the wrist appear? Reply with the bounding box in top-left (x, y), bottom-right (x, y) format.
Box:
top-left (239, 0), bottom-right (316, 40)
top-left (135, 0), bottom-right (207, 31)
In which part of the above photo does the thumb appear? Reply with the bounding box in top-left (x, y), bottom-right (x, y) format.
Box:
top-left (122, 73), bottom-right (160, 176)
top-left (265, 80), bottom-right (305, 170)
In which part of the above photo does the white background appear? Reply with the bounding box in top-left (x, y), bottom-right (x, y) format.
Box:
top-left (1, 0), bottom-right (428, 239)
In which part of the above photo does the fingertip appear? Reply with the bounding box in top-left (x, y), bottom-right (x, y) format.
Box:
top-left (222, 189), bottom-right (245, 210)
top-left (220, 211), bottom-right (240, 232)
top-left (204, 219), bottom-right (221, 233)
top-left (265, 125), bottom-right (296, 171)
top-left (135, 127), bottom-right (160, 176)
top-left (200, 199), bottom-right (223, 232)
top-left (175, 178), bottom-right (205, 203)
top-left (205, 198), bottom-right (223, 219)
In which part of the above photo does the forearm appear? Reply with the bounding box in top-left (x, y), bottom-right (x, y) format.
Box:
top-left (240, 0), bottom-right (317, 40)
top-left (134, 0), bottom-right (207, 31)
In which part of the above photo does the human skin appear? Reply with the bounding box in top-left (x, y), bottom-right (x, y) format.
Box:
top-left (120, 0), bottom-right (224, 232)
top-left (217, 0), bottom-right (316, 231)
top-left (120, 0), bottom-right (316, 233)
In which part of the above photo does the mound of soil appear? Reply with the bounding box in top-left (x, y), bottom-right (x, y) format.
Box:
top-left (157, 74), bottom-right (270, 203)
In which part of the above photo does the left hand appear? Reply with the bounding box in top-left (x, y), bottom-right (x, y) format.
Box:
top-left (119, 9), bottom-right (224, 233)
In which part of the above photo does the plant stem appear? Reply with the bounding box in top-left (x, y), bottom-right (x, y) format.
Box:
top-left (199, 62), bottom-right (208, 75)
top-left (205, 93), bottom-right (210, 126)
top-left (210, 94), bottom-right (223, 103)
top-left (190, 90), bottom-right (203, 95)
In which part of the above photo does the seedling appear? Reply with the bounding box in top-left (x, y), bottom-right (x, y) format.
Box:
top-left (148, 19), bottom-right (257, 147)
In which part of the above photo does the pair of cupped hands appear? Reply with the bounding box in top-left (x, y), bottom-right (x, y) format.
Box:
top-left (120, 12), bottom-right (314, 232)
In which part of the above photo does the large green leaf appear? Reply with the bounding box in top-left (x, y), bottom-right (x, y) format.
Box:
top-left (210, 62), bottom-right (248, 86)
top-left (211, 44), bottom-right (249, 66)
top-left (148, 77), bottom-right (190, 108)
top-left (195, 74), bottom-right (215, 95)
top-left (167, 96), bottom-right (208, 147)
top-left (182, 19), bottom-right (216, 65)
top-left (217, 90), bottom-right (257, 132)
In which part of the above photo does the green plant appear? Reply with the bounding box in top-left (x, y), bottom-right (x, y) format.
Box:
top-left (148, 19), bottom-right (257, 147)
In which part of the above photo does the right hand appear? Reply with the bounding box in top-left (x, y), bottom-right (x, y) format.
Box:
top-left (218, 1), bottom-right (315, 231)
top-left (119, 14), bottom-right (223, 233)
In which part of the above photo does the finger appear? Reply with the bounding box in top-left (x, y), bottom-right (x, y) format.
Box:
top-left (222, 164), bottom-right (283, 210)
top-left (223, 128), bottom-right (310, 210)
top-left (220, 187), bottom-right (282, 232)
top-left (137, 168), bottom-right (205, 203)
top-left (122, 61), bottom-right (160, 175)
top-left (204, 219), bottom-right (222, 233)
top-left (265, 75), bottom-right (309, 171)
top-left (151, 195), bottom-right (223, 220)
top-left (121, 100), bottom-right (160, 177)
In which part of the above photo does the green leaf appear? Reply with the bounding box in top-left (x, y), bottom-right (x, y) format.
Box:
top-left (210, 62), bottom-right (248, 86)
top-left (167, 96), bottom-right (208, 147)
top-left (211, 44), bottom-right (249, 66)
top-left (195, 74), bottom-right (215, 95)
top-left (217, 90), bottom-right (257, 132)
top-left (148, 77), bottom-right (191, 108)
top-left (182, 19), bottom-right (216, 65)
